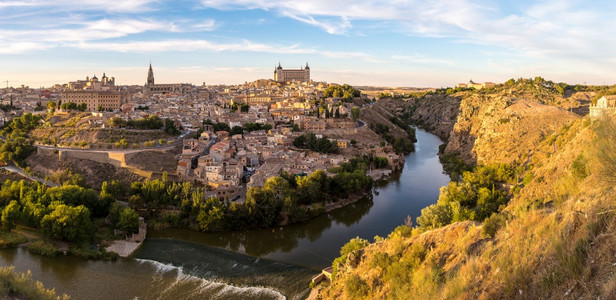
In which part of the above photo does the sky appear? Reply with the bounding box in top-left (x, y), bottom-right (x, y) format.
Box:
top-left (1, 0), bottom-right (615, 88)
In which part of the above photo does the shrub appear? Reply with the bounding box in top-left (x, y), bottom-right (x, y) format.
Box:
top-left (482, 212), bottom-right (509, 238)
top-left (332, 237), bottom-right (370, 279)
top-left (69, 243), bottom-right (118, 261)
top-left (0, 231), bottom-right (27, 247)
top-left (28, 240), bottom-right (58, 257)
top-left (571, 153), bottom-right (589, 180)
top-left (344, 274), bottom-right (370, 298)
top-left (0, 266), bottom-right (69, 299)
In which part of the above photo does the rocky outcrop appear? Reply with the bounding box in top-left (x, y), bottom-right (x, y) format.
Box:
top-left (446, 95), bottom-right (578, 165)
top-left (379, 91), bottom-right (578, 165)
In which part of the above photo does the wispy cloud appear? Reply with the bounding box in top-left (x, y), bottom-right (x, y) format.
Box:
top-left (192, 19), bottom-right (218, 31)
top-left (199, 0), bottom-right (616, 65)
top-left (0, 0), bottom-right (158, 13)
top-left (70, 39), bottom-right (383, 63)
top-left (391, 54), bottom-right (454, 66)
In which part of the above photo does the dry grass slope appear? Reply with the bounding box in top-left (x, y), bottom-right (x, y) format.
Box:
top-left (314, 87), bottom-right (616, 299)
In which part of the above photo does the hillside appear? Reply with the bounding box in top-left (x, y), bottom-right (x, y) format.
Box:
top-left (30, 112), bottom-right (174, 148)
top-left (313, 81), bottom-right (616, 299)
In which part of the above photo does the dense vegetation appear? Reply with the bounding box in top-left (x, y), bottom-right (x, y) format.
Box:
top-left (416, 163), bottom-right (514, 230)
top-left (293, 132), bottom-right (339, 154)
top-left (204, 119), bottom-right (272, 134)
top-left (370, 120), bottom-right (416, 154)
top-left (0, 266), bottom-right (69, 299)
top-left (0, 178), bottom-right (138, 259)
top-left (60, 102), bottom-right (87, 111)
top-left (323, 84), bottom-right (361, 100)
top-left (0, 113), bottom-right (41, 166)
top-left (107, 115), bottom-right (181, 135)
top-left (128, 160), bottom-right (373, 231)
top-left (230, 102), bottom-right (249, 112)
top-left (230, 122), bottom-right (273, 135)
top-left (319, 79), bottom-right (616, 299)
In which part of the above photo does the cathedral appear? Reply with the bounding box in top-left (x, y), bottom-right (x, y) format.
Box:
top-left (144, 63), bottom-right (191, 94)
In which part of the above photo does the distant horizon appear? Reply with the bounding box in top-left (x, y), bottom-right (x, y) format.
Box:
top-left (2, 1), bottom-right (615, 88)
top-left (2, 64), bottom-right (610, 90)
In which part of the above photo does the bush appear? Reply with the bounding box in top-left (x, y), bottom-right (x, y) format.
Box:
top-left (345, 274), bottom-right (370, 298)
top-left (69, 243), bottom-right (118, 261)
top-left (0, 231), bottom-right (27, 247)
top-left (482, 212), bottom-right (509, 238)
top-left (332, 237), bottom-right (370, 279)
top-left (0, 266), bottom-right (69, 299)
top-left (439, 153), bottom-right (471, 180)
top-left (571, 153), bottom-right (589, 180)
top-left (28, 240), bottom-right (58, 257)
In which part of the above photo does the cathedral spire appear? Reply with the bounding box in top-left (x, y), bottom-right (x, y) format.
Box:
top-left (147, 63), bottom-right (154, 86)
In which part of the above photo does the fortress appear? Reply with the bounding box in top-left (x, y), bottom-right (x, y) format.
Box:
top-left (274, 62), bottom-right (310, 83)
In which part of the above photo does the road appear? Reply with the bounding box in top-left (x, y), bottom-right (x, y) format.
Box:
top-left (35, 143), bottom-right (180, 154)
top-left (2, 165), bottom-right (58, 187)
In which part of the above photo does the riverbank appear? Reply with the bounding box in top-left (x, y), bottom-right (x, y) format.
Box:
top-left (105, 219), bottom-right (147, 257)
top-left (0, 128), bottom-right (448, 299)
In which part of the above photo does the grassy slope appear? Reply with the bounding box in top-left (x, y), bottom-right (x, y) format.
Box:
top-left (316, 84), bottom-right (615, 299)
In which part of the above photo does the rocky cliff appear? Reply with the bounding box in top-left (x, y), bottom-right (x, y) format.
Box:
top-left (313, 82), bottom-right (616, 299)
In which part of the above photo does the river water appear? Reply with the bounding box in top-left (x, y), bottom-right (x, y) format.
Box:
top-left (0, 128), bottom-right (449, 299)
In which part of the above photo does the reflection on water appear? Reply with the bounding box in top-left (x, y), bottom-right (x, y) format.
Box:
top-left (150, 128), bottom-right (450, 269)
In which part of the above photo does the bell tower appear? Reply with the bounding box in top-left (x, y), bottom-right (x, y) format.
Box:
top-left (146, 63), bottom-right (155, 86)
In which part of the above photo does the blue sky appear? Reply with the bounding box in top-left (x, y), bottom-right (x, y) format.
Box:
top-left (1, 0), bottom-right (614, 87)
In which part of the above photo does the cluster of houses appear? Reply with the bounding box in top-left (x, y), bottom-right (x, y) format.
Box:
top-left (176, 125), bottom-right (358, 200)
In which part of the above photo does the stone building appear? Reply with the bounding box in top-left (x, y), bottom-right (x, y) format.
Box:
top-left (456, 80), bottom-right (495, 90)
top-left (274, 62), bottom-right (310, 83)
top-left (590, 95), bottom-right (616, 118)
top-left (61, 90), bottom-right (129, 112)
top-left (68, 73), bottom-right (115, 91)
top-left (144, 63), bottom-right (192, 94)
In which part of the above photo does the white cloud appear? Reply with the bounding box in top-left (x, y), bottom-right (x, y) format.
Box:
top-left (199, 0), bottom-right (616, 67)
top-left (0, 0), bottom-right (158, 13)
top-left (0, 1), bottom-right (34, 8)
top-left (0, 18), bottom-right (177, 44)
top-left (192, 19), bottom-right (218, 31)
top-left (70, 39), bottom-right (381, 64)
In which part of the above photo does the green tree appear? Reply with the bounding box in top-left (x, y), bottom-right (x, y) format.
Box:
top-left (40, 204), bottom-right (91, 242)
top-left (351, 107), bottom-right (361, 121)
top-left (1, 201), bottom-right (20, 231)
top-left (118, 207), bottom-right (139, 234)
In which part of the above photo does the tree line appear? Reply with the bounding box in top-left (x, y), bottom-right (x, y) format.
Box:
top-left (126, 160), bottom-right (374, 232)
top-left (293, 132), bottom-right (340, 154)
top-left (323, 84), bottom-right (361, 100)
top-left (107, 115), bottom-right (181, 135)
top-left (0, 179), bottom-right (139, 244)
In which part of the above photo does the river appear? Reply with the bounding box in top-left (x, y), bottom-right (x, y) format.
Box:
top-left (0, 128), bottom-right (449, 299)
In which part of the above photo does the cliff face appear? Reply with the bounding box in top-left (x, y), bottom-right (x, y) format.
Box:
top-left (380, 89), bottom-right (578, 165)
top-left (376, 96), bottom-right (460, 141)
top-left (446, 94), bottom-right (577, 165)
top-left (315, 86), bottom-right (616, 299)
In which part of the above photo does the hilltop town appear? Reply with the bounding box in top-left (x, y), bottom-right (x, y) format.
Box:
top-left (0, 63), bottom-right (410, 204)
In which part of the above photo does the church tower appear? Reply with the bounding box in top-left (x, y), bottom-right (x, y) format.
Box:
top-left (146, 63), bottom-right (155, 86)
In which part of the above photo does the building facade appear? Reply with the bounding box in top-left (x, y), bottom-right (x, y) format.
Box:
top-left (68, 73), bottom-right (115, 91)
top-left (456, 80), bottom-right (495, 90)
top-left (274, 62), bottom-right (310, 83)
top-left (144, 63), bottom-right (192, 94)
top-left (590, 95), bottom-right (616, 118)
top-left (61, 90), bottom-right (128, 112)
